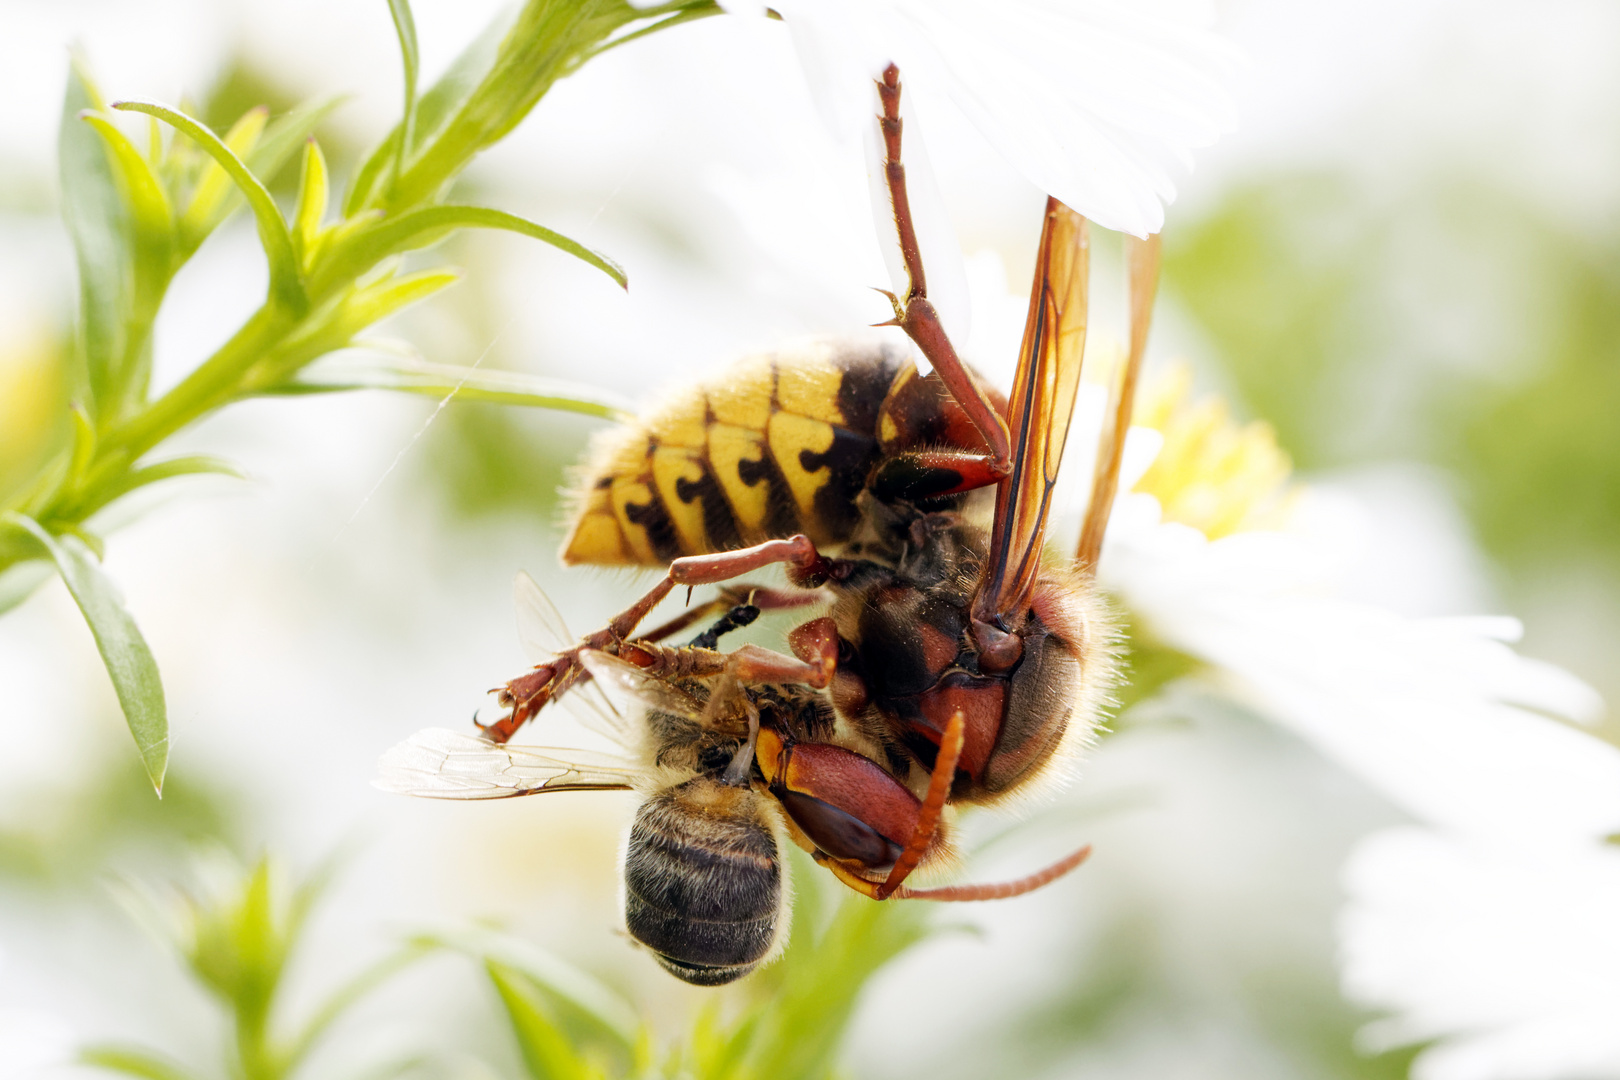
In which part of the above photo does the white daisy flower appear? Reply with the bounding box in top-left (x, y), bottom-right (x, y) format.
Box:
top-left (724, 0), bottom-right (1242, 238)
top-left (1097, 368), bottom-right (1614, 845)
top-left (1087, 365), bottom-right (1618, 1080)
top-left (1341, 828), bottom-right (1620, 1080)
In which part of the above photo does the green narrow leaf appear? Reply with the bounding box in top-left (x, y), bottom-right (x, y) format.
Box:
top-left (80, 1044), bottom-right (206, 1080)
top-left (487, 961), bottom-right (600, 1080)
top-left (245, 95), bottom-right (344, 184)
top-left (68, 402), bottom-right (97, 487)
top-left (63, 455), bottom-right (246, 521)
top-left (386, 0), bottom-right (420, 184)
top-left (344, 7), bottom-right (514, 215)
top-left (2, 511), bottom-right (167, 793)
top-left (246, 269), bottom-right (462, 385)
top-left (179, 105), bottom-right (267, 241)
top-left (276, 352), bottom-right (635, 421)
top-left (76, 113), bottom-right (177, 419)
top-left (414, 925), bottom-right (638, 1052)
top-left (281, 943), bottom-right (433, 1072)
top-left (338, 267), bottom-right (463, 333)
top-left (79, 113), bottom-right (176, 295)
top-left (292, 139), bottom-right (329, 270)
top-left (112, 100), bottom-right (306, 315)
top-left (317, 204), bottom-right (625, 295)
top-left (59, 57), bottom-right (130, 423)
top-left (344, 129), bottom-right (400, 219)
top-left (590, 3), bottom-right (724, 59)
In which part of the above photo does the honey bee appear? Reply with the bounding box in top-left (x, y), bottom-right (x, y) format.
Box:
top-left (378, 63), bottom-right (1161, 982)
top-left (380, 581), bottom-right (1051, 983)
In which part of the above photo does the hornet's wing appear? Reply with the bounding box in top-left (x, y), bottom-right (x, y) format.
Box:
top-left (974, 198), bottom-right (1089, 629)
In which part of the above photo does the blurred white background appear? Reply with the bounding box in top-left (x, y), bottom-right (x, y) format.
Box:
top-left (2, 1), bottom-right (1618, 1077)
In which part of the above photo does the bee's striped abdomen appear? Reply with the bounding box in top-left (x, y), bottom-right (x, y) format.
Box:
top-left (562, 339), bottom-right (906, 567)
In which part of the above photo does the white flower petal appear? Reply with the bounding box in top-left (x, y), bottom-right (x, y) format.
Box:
top-left (0, 1009), bottom-right (72, 1077)
top-left (1104, 507), bottom-right (1619, 843)
top-left (767, 0), bottom-right (1241, 236)
top-left (1342, 829), bottom-right (1620, 1080)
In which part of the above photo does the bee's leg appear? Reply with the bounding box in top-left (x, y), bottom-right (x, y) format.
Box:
top-left (629, 614), bottom-right (839, 693)
top-left (639, 595), bottom-right (747, 645)
top-left (1077, 232), bottom-right (1162, 571)
top-left (875, 63), bottom-right (1013, 476)
top-left (639, 585), bottom-right (825, 647)
top-left (686, 602), bottom-right (760, 649)
top-left (487, 573), bottom-right (682, 742)
top-left (720, 697), bottom-right (762, 787)
top-left (490, 537), bottom-right (840, 743)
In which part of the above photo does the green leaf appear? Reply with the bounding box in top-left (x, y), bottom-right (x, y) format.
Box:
top-left (64, 455), bottom-right (246, 521)
top-left (2, 511), bottom-right (167, 793)
top-left (487, 961), bottom-right (603, 1080)
top-left (292, 139), bottom-right (329, 270)
top-left (113, 100), bottom-right (306, 315)
top-left (316, 204), bottom-right (625, 296)
top-left (80, 1044), bottom-right (206, 1080)
top-left (245, 95), bottom-right (344, 189)
top-left (59, 58), bottom-right (133, 425)
top-left (590, 2), bottom-right (724, 59)
top-left (414, 925), bottom-right (638, 1052)
top-left (68, 402), bottom-right (97, 488)
top-left (282, 943), bottom-right (433, 1072)
top-left (344, 6), bottom-right (516, 215)
top-left (712, 855), bottom-right (934, 1080)
top-left (335, 268), bottom-right (464, 335)
top-left (386, 0), bottom-right (421, 185)
top-left (78, 113), bottom-right (177, 396)
top-left (277, 352), bottom-right (635, 421)
top-left (381, 0), bottom-right (653, 211)
top-left (179, 105), bottom-right (267, 244)
top-left (245, 269), bottom-right (462, 385)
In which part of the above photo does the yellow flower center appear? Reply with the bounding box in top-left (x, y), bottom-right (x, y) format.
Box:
top-left (1129, 362), bottom-right (1298, 539)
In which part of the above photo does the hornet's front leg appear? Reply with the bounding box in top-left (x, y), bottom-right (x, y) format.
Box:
top-left (486, 536), bottom-right (845, 743)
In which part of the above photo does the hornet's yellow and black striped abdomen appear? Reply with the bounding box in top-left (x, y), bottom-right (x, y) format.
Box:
top-left (562, 339), bottom-right (909, 567)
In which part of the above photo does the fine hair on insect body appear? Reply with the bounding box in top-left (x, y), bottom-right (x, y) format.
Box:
top-left (378, 63), bottom-right (1163, 984)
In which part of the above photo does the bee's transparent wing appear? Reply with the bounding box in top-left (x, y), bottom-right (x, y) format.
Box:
top-left (375, 728), bottom-right (643, 800)
top-left (578, 649), bottom-right (705, 722)
top-left (513, 570), bottom-right (630, 743)
top-left (514, 570), bottom-right (574, 658)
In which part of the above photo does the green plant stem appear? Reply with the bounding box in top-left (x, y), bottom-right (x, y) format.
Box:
top-left (98, 303), bottom-right (294, 467)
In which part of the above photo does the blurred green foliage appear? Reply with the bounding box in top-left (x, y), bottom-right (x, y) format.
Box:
top-left (423, 402), bottom-right (602, 525)
top-left (0, 756), bottom-right (241, 886)
top-left (477, 846), bottom-right (931, 1080)
top-left (1168, 175), bottom-right (1620, 576)
top-left (88, 853), bottom-right (431, 1080)
top-left (0, 0), bottom-right (713, 792)
top-left (80, 848), bottom-right (935, 1080)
